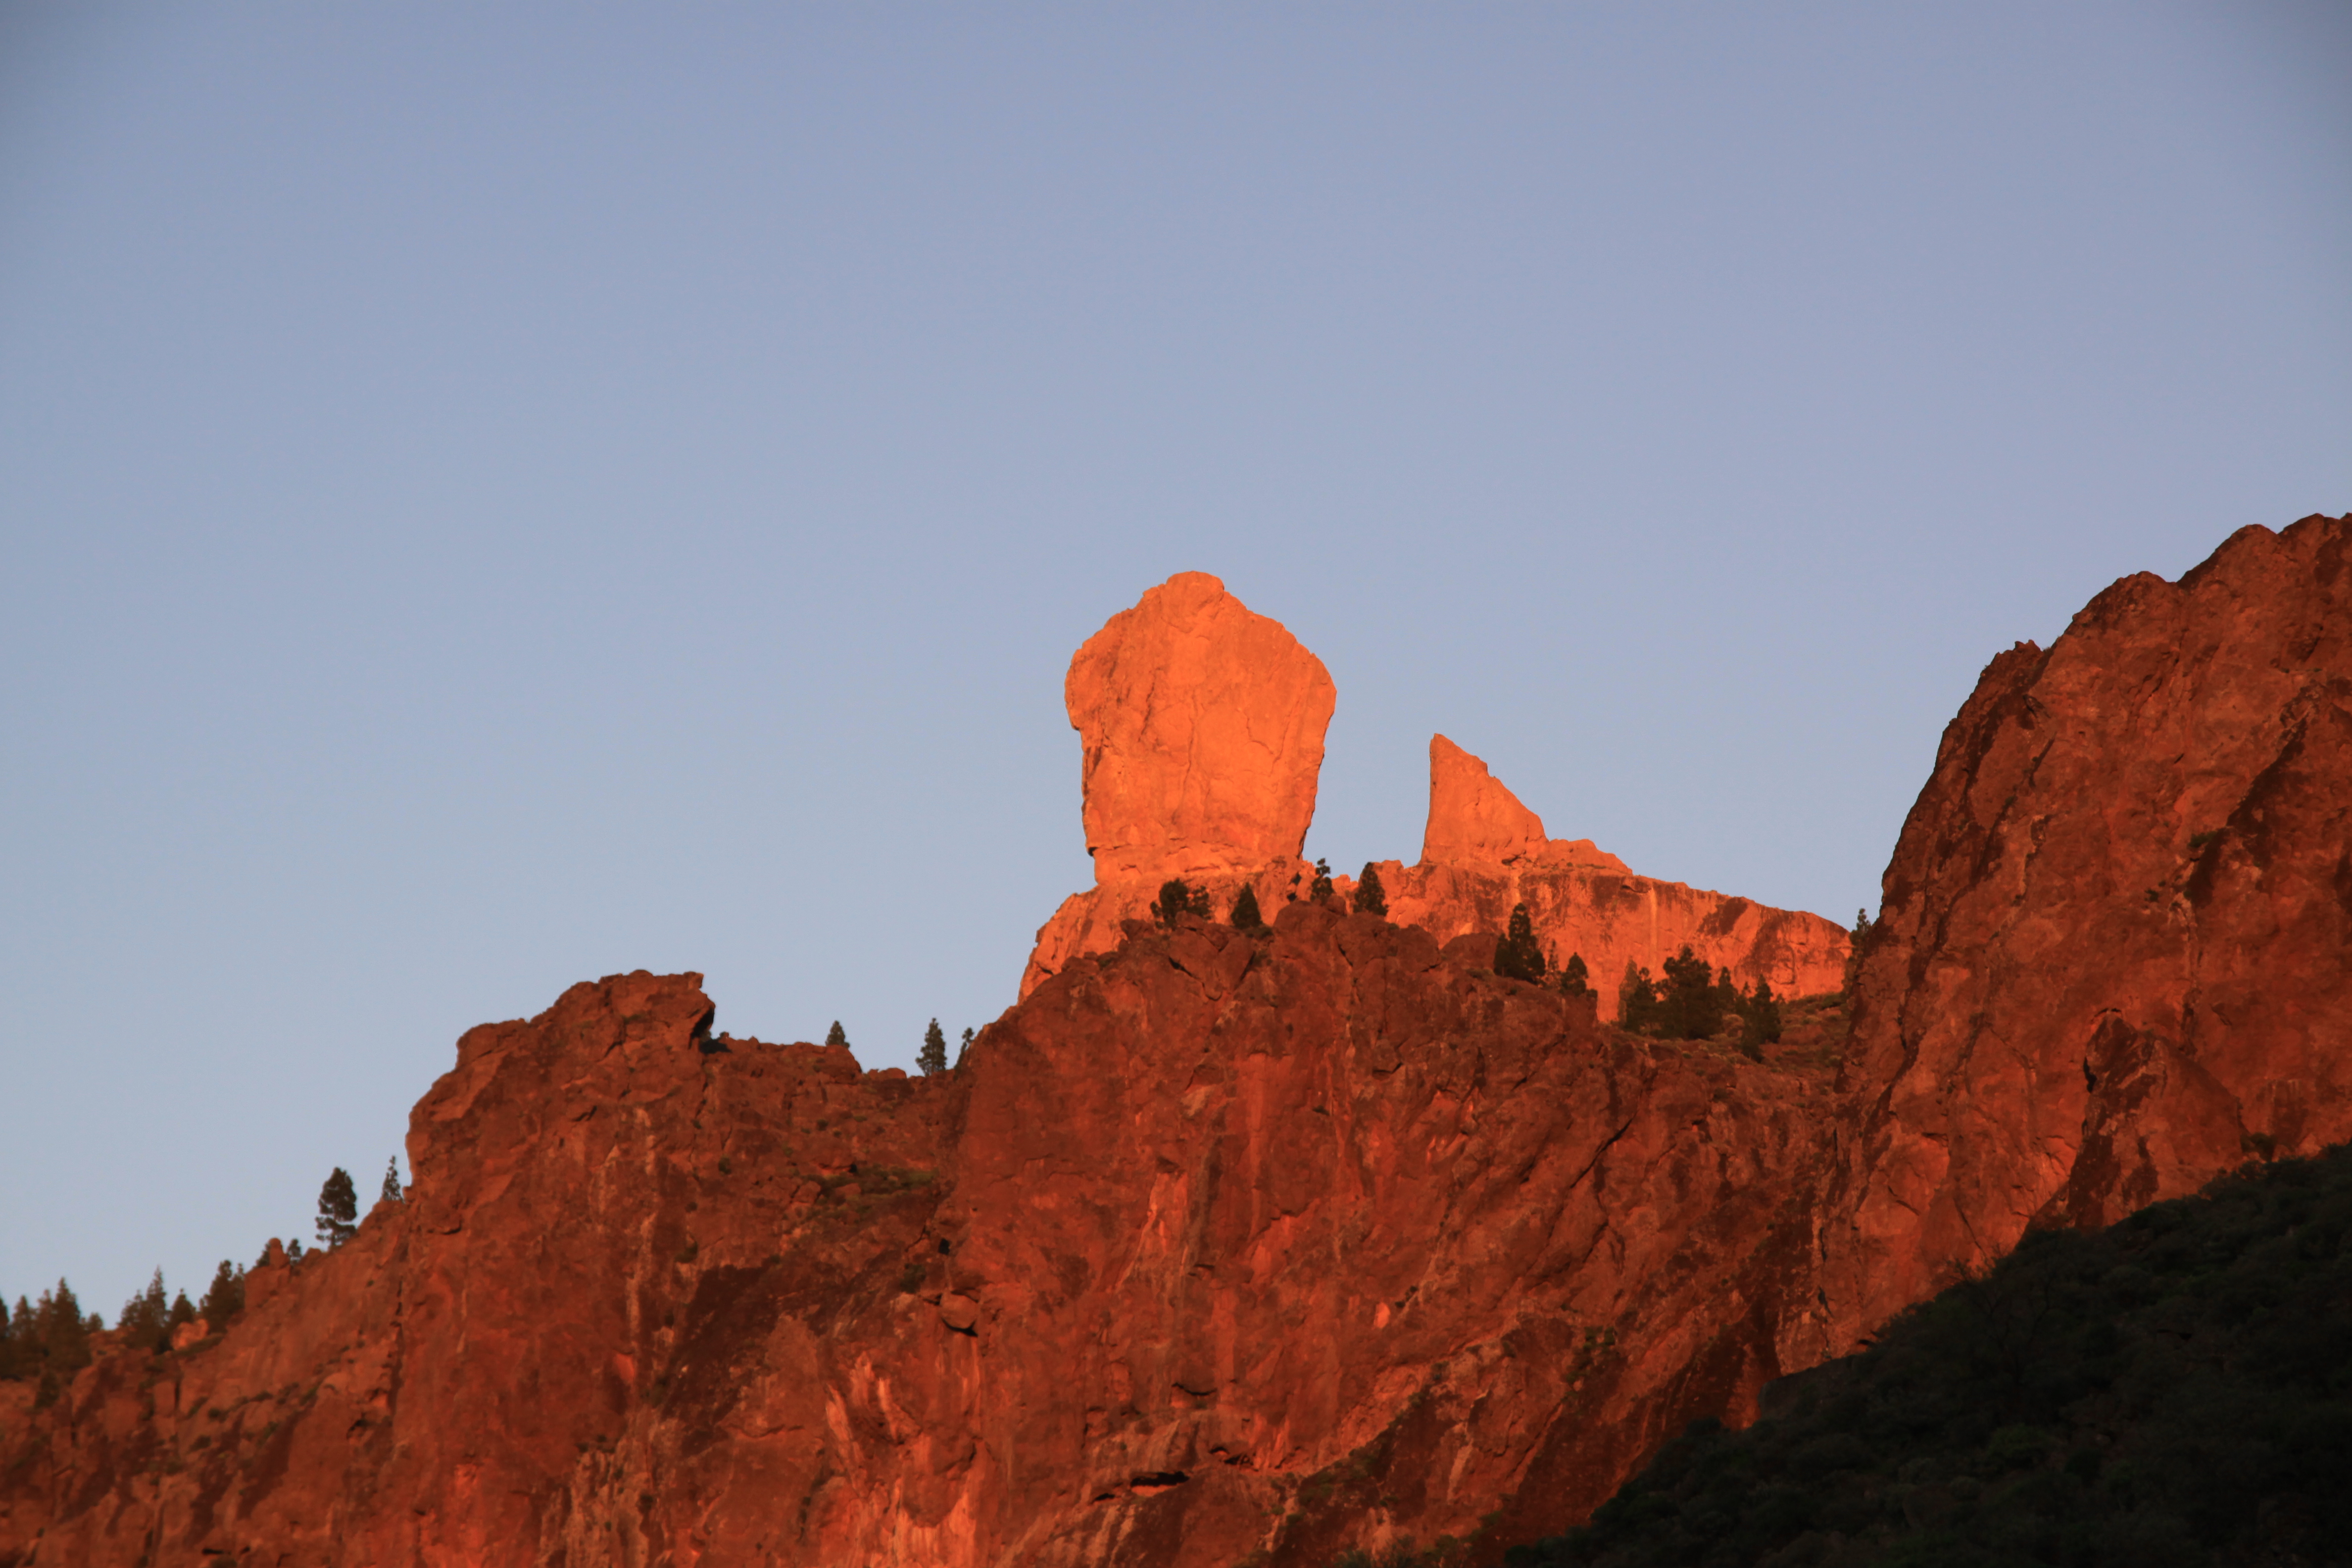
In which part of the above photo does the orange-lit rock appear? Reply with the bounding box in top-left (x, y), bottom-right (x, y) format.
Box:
top-left (1025, 571), bottom-right (1334, 995)
top-left (1393, 736), bottom-right (1847, 1014)
top-left (1070, 571), bottom-right (1335, 885)
top-left (1421, 734), bottom-right (1550, 864)
top-left (14, 518), bottom-right (2350, 1568)
top-left (0, 931), bottom-right (1835, 1568)
top-left (1809, 512), bottom-right (2352, 1359)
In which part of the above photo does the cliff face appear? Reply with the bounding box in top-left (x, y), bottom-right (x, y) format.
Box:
top-left (1810, 513), bottom-right (2352, 1354)
top-left (1, 920), bottom-right (1835, 1568)
top-left (8, 517), bottom-right (2348, 1568)
top-left (0, 971), bottom-right (951, 1566)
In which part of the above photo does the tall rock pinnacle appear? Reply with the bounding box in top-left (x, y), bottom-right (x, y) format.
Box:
top-left (1022, 572), bottom-right (1335, 994)
top-left (1066, 571), bottom-right (1336, 883)
top-left (1420, 733), bottom-right (1550, 864)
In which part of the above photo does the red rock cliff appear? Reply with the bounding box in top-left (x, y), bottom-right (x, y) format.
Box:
top-left (1, 924), bottom-right (1835, 1567)
top-left (9, 516), bottom-right (2348, 1567)
top-left (1809, 513), bottom-right (2352, 1357)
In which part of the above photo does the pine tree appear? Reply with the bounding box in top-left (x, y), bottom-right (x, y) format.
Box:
top-left (1230, 883), bottom-right (1267, 932)
top-left (1154, 879), bottom-right (1208, 924)
top-left (1841, 907), bottom-right (1878, 998)
top-left (919, 1018), bottom-right (948, 1076)
top-left (1739, 974), bottom-right (1784, 1056)
top-left (198, 1261), bottom-right (245, 1329)
top-left (1558, 952), bottom-right (1592, 997)
top-left (958, 1026), bottom-right (975, 1066)
top-left (317, 1167), bottom-right (359, 1249)
top-left (118, 1269), bottom-right (169, 1352)
top-left (825, 1021), bottom-right (849, 1049)
top-left (380, 1159), bottom-right (403, 1206)
top-left (1353, 862), bottom-right (1388, 917)
top-left (1658, 945), bottom-right (1727, 1039)
top-left (1309, 858), bottom-right (1335, 905)
top-left (1619, 962), bottom-right (1660, 1031)
top-left (1494, 902), bottom-right (1548, 982)
top-left (19, 1282), bottom-right (93, 1405)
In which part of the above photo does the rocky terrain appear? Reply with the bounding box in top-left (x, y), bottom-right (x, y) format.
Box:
top-left (3, 515), bottom-right (2344, 1566)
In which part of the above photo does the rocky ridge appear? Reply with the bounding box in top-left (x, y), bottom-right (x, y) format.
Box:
top-left (4, 514), bottom-right (2346, 1568)
top-left (1025, 580), bottom-right (1849, 1009)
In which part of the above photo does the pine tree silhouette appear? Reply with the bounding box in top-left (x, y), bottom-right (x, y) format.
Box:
top-left (1494, 903), bottom-right (1548, 982)
top-left (1558, 952), bottom-right (1592, 997)
top-left (198, 1261), bottom-right (245, 1329)
top-left (316, 1167), bottom-right (359, 1249)
top-left (1620, 962), bottom-right (1660, 1030)
top-left (919, 1018), bottom-right (948, 1076)
top-left (1353, 862), bottom-right (1388, 917)
top-left (825, 1021), bottom-right (849, 1049)
top-left (1658, 946), bottom-right (1726, 1039)
top-left (1230, 883), bottom-right (1267, 931)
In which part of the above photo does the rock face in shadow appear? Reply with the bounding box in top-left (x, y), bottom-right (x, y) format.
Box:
top-left (1811, 513), bottom-right (2352, 1357)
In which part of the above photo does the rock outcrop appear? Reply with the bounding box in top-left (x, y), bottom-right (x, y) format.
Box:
top-left (1024, 598), bottom-right (1845, 1009)
top-left (9, 516), bottom-right (2349, 1568)
top-left (0, 973), bottom-right (951, 1566)
top-left (1421, 734), bottom-right (1558, 865)
top-left (1809, 513), bottom-right (2352, 1357)
top-left (1381, 735), bottom-right (1848, 1015)
top-left (1023, 572), bottom-right (1335, 996)
top-left (0, 925), bottom-right (1835, 1568)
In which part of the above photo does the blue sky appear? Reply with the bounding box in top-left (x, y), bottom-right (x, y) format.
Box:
top-left (3, 3), bottom-right (2346, 1316)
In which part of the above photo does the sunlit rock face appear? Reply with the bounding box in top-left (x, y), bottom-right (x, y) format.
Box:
top-left (1380, 735), bottom-right (1850, 1018)
top-left (1069, 570), bottom-right (1336, 886)
top-left (1023, 571), bottom-right (1334, 997)
top-left (1421, 733), bottom-right (1555, 866)
top-left (1810, 512), bottom-right (2352, 1361)
top-left (1021, 581), bottom-right (1845, 1007)
top-left (13, 517), bottom-right (2350, 1568)
top-left (0, 931), bottom-right (1838, 1568)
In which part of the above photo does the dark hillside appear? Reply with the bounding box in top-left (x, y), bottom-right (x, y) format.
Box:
top-left (1506, 1144), bottom-right (2352, 1568)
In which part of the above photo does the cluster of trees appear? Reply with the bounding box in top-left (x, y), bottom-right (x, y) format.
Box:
top-left (1506, 1140), bottom-right (2352, 1568)
top-left (0, 1256), bottom-right (255, 1404)
top-left (314, 1160), bottom-right (404, 1249)
top-left (1150, 858), bottom-right (1393, 939)
top-left (1617, 945), bottom-right (1783, 1054)
top-left (0, 1282), bottom-right (95, 1396)
top-left (1, 1159), bottom-right (406, 1402)
top-left (826, 1018), bottom-right (973, 1078)
top-left (1489, 909), bottom-right (1779, 1052)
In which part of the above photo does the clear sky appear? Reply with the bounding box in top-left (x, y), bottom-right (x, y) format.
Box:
top-left (3, 3), bottom-right (2346, 1318)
